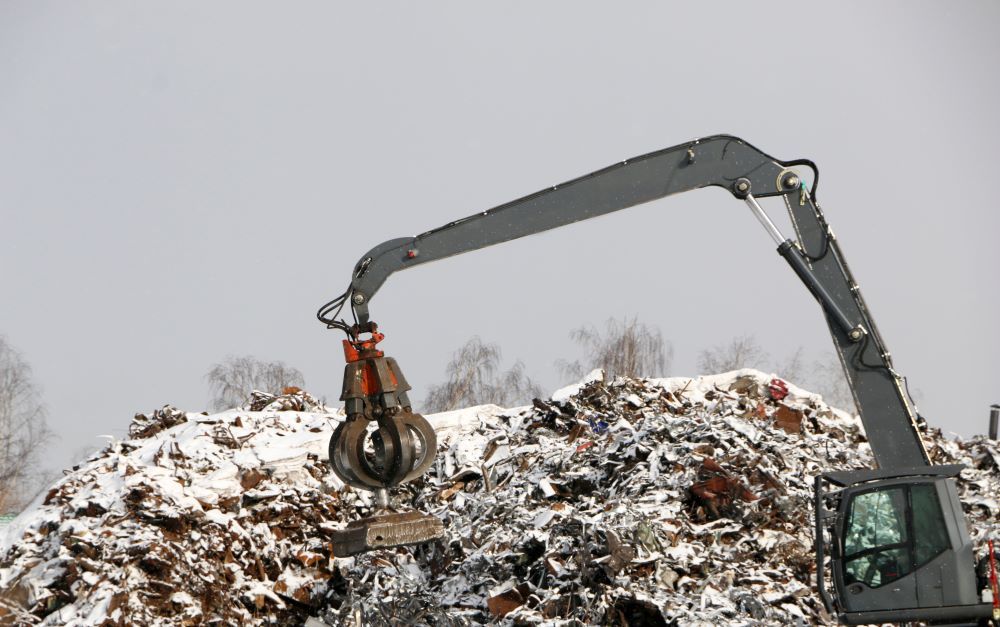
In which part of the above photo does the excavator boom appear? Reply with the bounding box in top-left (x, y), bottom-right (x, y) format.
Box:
top-left (345, 135), bottom-right (788, 321)
top-left (335, 134), bottom-right (926, 469)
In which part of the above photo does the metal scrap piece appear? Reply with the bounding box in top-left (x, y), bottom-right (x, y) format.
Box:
top-left (332, 511), bottom-right (444, 557)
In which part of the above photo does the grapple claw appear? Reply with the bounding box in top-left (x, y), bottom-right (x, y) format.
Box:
top-left (328, 325), bottom-right (443, 552)
top-left (329, 410), bottom-right (434, 489)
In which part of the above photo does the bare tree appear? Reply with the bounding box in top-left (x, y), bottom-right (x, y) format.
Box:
top-left (697, 334), bottom-right (769, 374)
top-left (0, 337), bottom-right (52, 512)
top-left (206, 356), bottom-right (305, 411)
top-left (424, 338), bottom-right (541, 412)
top-left (560, 317), bottom-right (672, 381)
top-left (776, 346), bottom-right (807, 383)
top-left (807, 351), bottom-right (857, 412)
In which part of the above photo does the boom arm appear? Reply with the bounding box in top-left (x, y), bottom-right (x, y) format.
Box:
top-left (344, 135), bottom-right (788, 320)
top-left (321, 134), bottom-right (927, 469)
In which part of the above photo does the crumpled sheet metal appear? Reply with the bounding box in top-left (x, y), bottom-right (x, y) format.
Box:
top-left (1, 370), bottom-right (998, 626)
top-left (312, 370), bottom-right (999, 626)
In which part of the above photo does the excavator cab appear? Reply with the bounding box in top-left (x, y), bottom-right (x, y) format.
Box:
top-left (816, 466), bottom-right (991, 625)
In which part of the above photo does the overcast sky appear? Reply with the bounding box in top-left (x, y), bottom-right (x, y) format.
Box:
top-left (2, 2), bottom-right (998, 478)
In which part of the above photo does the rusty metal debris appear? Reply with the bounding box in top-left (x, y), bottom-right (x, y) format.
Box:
top-left (332, 511), bottom-right (445, 557)
top-left (689, 457), bottom-right (757, 520)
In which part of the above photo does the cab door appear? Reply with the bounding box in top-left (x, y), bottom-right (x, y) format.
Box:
top-left (833, 481), bottom-right (954, 613)
top-left (837, 485), bottom-right (919, 611)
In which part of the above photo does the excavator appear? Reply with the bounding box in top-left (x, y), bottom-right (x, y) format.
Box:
top-left (316, 135), bottom-right (998, 625)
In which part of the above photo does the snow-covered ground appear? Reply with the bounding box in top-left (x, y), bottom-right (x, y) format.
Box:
top-left (0, 372), bottom-right (997, 626)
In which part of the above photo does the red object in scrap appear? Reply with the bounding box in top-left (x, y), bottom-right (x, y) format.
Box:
top-left (768, 378), bottom-right (789, 401)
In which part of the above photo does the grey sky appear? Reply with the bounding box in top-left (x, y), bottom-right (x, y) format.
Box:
top-left (2, 2), bottom-right (998, 476)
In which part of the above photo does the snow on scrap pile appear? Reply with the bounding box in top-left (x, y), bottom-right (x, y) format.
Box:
top-left (1, 373), bottom-right (998, 626)
top-left (0, 391), bottom-right (363, 626)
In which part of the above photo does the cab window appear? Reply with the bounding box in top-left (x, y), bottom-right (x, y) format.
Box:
top-left (911, 484), bottom-right (949, 566)
top-left (841, 483), bottom-right (950, 588)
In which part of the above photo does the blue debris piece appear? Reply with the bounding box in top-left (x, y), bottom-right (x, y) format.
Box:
top-left (588, 415), bottom-right (609, 435)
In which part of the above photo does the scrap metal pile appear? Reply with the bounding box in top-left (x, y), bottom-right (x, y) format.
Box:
top-left (1, 372), bottom-right (998, 626)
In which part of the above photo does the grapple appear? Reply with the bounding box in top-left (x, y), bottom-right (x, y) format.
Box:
top-left (328, 323), bottom-right (442, 555)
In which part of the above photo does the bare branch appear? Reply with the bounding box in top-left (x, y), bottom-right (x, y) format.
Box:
top-left (807, 351), bottom-right (857, 413)
top-left (697, 334), bottom-right (769, 374)
top-left (0, 336), bottom-right (53, 512)
top-left (777, 347), bottom-right (807, 383)
top-left (206, 356), bottom-right (305, 411)
top-left (424, 338), bottom-right (542, 412)
top-left (562, 317), bottom-right (672, 381)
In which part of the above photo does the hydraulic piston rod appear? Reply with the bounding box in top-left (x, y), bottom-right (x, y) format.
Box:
top-left (744, 193), bottom-right (864, 341)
